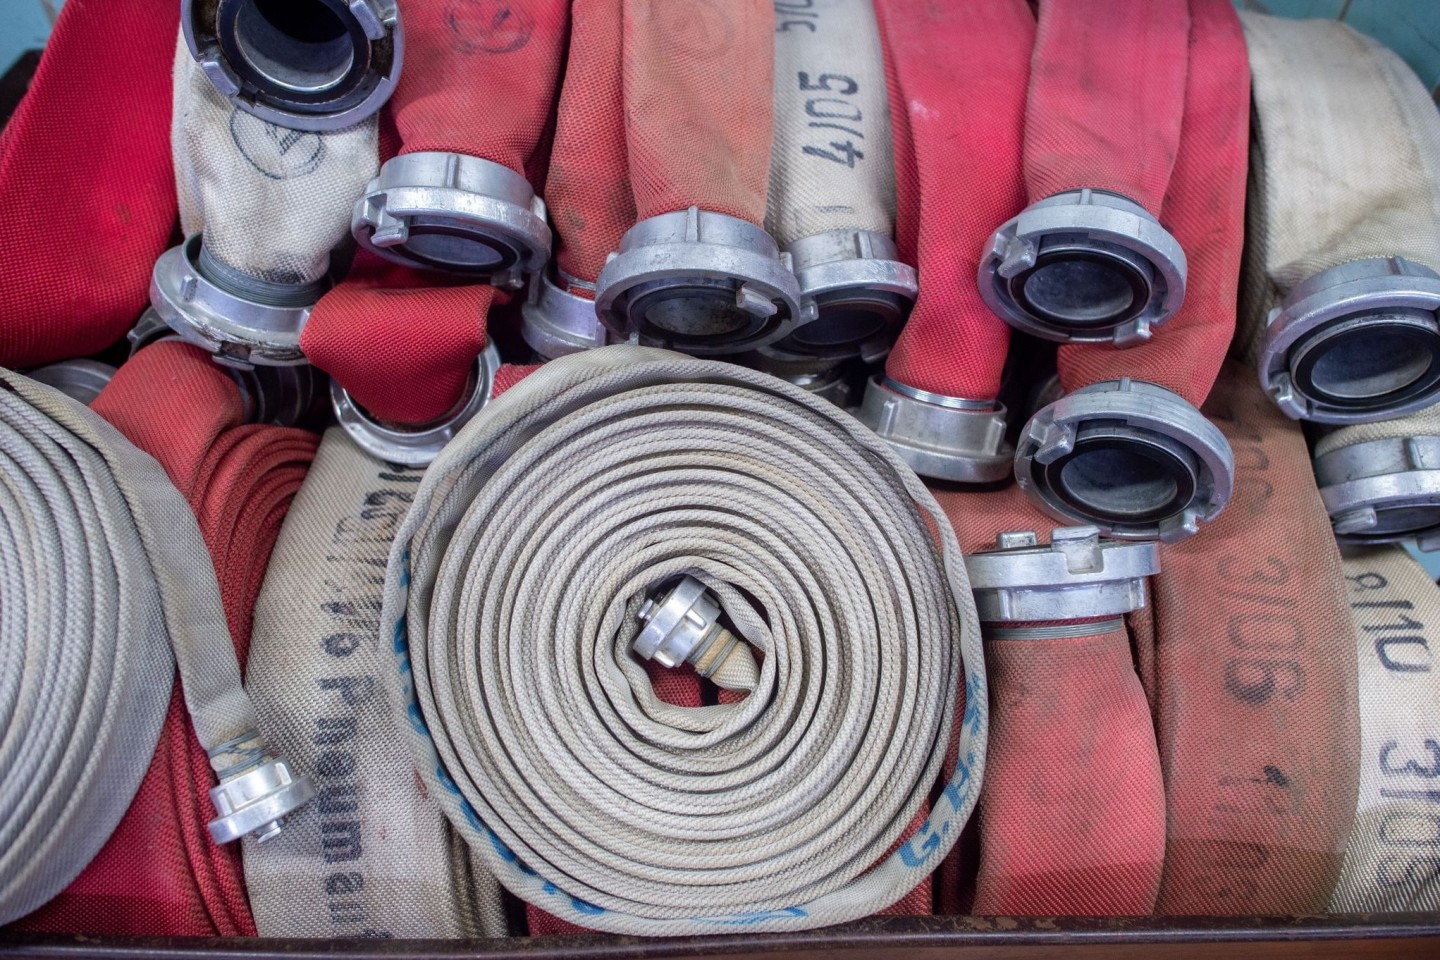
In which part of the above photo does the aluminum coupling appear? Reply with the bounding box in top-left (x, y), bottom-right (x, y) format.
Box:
top-left (184, 0), bottom-right (402, 132)
top-left (965, 526), bottom-right (1159, 629)
top-left (979, 189), bottom-right (1187, 346)
top-left (1015, 379), bottom-right (1234, 543)
top-left (1257, 257), bottom-right (1440, 424)
top-left (1314, 433), bottom-right (1440, 551)
top-left (25, 360), bottom-right (116, 406)
top-left (632, 576), bottom-right (744, 681)
top-left (855, 377), bottom-right (1013, 484)
top-left (770, 229), bottom-right (917, 360)
top-left (521, 270), bottom-right (611, 360)
top-left (208, 755), bottom-right (316, 845)
top-left (595, 208), bottom-right (804, 355)
top-left (353, 153), bottom-right (551, 288)
top-left (740, 345), bottom-right (855, 409)
top-left (332, 341), bottom-right (501, 467)
top-left (150, 235), bottom-right (331, 368)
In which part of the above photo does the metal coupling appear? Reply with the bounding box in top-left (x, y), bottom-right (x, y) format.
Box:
top-left (208, 755), bottom-right (316, 845)
top-left (183, 0), bottom-right (402, 132)
top-left (332, 342), bottom-right (500, 466)
top-left (521, 270), bottom-right (611, 360)
top-left (1258, 257), bottom-right (1440, 424)
top-left (855, 377), bottom-right (1012, 484)
top-left (965, 526), bottom-right (1159, 624)
top-left (150, 234), bottom-right (329, 368)
top-left (1314, 433), bottom-right (1440, 551)
top-left (1015, 378), bottom-right (1233, 543)
top-left (595, 207), bottom-right (804, 355)
top-left (632, 576), bottom-right (743, 679)
top-left (979, 189), bottom-right (1187, 346)
top-left (771, 229), bottom-right (916, 359)
top-left (352, 153), bottom-right (550, 287)
top-left (25, 360), bottom-right (116, 406)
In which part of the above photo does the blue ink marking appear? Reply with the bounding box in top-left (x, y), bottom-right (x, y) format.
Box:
top-left (707, 907), bottom-right (807, 926)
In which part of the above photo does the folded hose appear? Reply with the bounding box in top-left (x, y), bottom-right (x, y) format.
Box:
top-left (1240, 13), bottom-right (1440, 424)
top-left (1331, 546), bottom-right (1440, 912)
top-left (0, 0), bottom-right (178, 368)
top-left (1146, 363), bottom-right (1360, 914)
top-left (1016, 0), bottom-right (1246, 543)
top-left (858, 0), bottom-right (1032, 484)
top-left (15, 342), bottom-right (317, 935)
top-left (932, 485), bottom-right (1166, 916)
top-left (381, 346), bottom-right (983, 934)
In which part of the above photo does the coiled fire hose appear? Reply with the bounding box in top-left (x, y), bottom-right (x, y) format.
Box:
top-left (591, 1), bottom-right (804, 355)
top-left (380, 346), bottom-right (983, 934)
top-left (1240, 13), bottom-right (1440, 425)
top-left (1143, 363), bottom-right (1360, 914)
top-left (980, 0), bottom-right (1190, 346)
top-left (758, 0), bottom-right (915, 373)
top-left (0, 350), bottom-right (312, 928)
top-left (857, 0), bottom-right (1033, 485)
top-left (1331, 546), bottom-right (1440, 912)
top-left (348, 0), bottom-right (565, 284)
top-left (154, 37), bottom-right (378, 369)
top-left (0, 0), bottom-right (178, 368)
top-left (930, 485), bottom-right (1166, 916)
top-left (14, 342), bottom-right (317, 935)
top-left (1014, 0), bottom-right (1246, 544)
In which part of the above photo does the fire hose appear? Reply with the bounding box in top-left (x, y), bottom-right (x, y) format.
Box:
top-left (1012, 0), bottom-right (1244, 544)
top-left (0, 351), bottom-right (312, 928)
top-left (1240, 13), bottom-right (1440, 425)
top-left (379, 346), bottom-right (983, 934)
top-left (857, 0), bottom-right (1033, 484)
top-left (980, 0), bottom-right (1189, 346)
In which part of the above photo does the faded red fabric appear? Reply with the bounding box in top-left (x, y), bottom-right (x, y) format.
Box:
top-left (876, 0), bottom-right (1031, 402)
top-left (302, 252), bottom-right (495, 424)
top-left (388, 0), bottom-right (567, 168)
top-left (0, 0), bottom-right (178, 368)
top-left (1024, 0), bottom-right (1188, 212)
top-left (15, 342), bottom-right (317, 935)
top-left (622, 0), bottom-right (773, 224)
top-left (545, 0), bottom-right (635, 287)
top-left (1148, 364), bottom-right (1360, 914)
top-left (931, 484), bottom-right (1166, 916)
top-left (1057, 0), bottom-right (1248, 407)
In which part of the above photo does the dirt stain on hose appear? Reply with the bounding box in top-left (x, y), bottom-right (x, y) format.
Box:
top-left (447, 0), bottom-right (534, 55)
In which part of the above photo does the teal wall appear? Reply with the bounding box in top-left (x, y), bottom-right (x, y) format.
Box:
top-left (0, 0), bottom-right (58, 79)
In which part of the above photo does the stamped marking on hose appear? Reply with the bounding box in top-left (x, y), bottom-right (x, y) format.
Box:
top-left (447, 0), bottom-right (533, 55)
top-left (776, 2), bottom-right (869, 170)
top-left (229, 109), bottom-right (326, 181)
top-left (1345, 567), bottom-right (1440, 891)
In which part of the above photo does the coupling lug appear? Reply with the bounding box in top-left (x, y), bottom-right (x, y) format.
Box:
top-left (595, 208), bottom-right (804, 355)
top-left (332, 342), bottom-right (501, 467)
top-left (965, 526), bottom-right (1159, 623)
top-left (979, 189), bottom-right (1186, 346)
top-left (1258, 257), bottom-right (1440, 423)
top-left (208, 756), bottom-right (316, 845)
top-left (1014, 379), bottom-right (1233, 543)
top-left (855, 377), bottom-right (1012, 483)
top-left (352, 153), bottom-right (551, 286)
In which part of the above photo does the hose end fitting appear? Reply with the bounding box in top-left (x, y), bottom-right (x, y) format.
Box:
top-left (965, 526), bottom-right (1159, 624)
top-left (1015, 379), bottom-right (1233, 543)
top-left (150, 234), bottom-right (327, 368)
top-left (1258, 257), bottom-right (1440, 424)
top-left (25, 360), bottom-right (117, 406)
top-left (353, 153), bottom-right (551, 287)
top-left (633, 576), bottom-right (745, 682)
top-left (208, 756), bottom-right (316, 845)
top-left (1315, 433), bottom-right (1440, 550)
top-left (855, 377), bottom-right (1012, 483)
top-left (595, 208), bottom-right (804, 356)
top-left (775, 229), bottom-right (916, 360)
top-left (979, 189), bottom-right (1186, 346)
top-left (521, 270), bottom-right (611, 360)
top-left (183, 0), bottom-right (403, 132)
top-left (331, 341), bottom-right (500, 466)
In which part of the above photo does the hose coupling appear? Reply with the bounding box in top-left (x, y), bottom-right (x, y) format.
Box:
top-left (1314, 432), bottom-right (1440, 551)
top-left (1258, 257), bottom-right (1440, 423)
top-left (633, 576), bottom-right (747, 682)
top-left (774, 229), bottom-right (915, 359)
top-left (208, 755), bottom-right (316, 845)
top-left (521, 270), bottom-right (611, 360)
top-left (979, 189), bottom-right (1186, 346)
top-left (855, 377), bottom-right (1012, 483)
